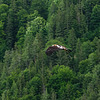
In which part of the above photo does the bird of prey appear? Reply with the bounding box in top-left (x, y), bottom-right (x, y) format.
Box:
top-left (45, 44), bottom-right (72, 56)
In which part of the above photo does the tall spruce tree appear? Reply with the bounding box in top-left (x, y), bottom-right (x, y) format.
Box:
top-left (6, 9), bottom-right (15, 49)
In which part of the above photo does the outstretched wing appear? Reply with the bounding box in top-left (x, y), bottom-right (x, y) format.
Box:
top-left (45, 46), bottom-right (60, 56)
top-left (45, 44), bottom-right (72, 56)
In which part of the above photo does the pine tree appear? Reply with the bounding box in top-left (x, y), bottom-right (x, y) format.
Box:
top-left (90, 5), bottom-right (100, 30)
top-left (30, 0), bottom-right (48, 19)
top-left (2, 90), bottom-right (9, 100)
top-left (75, 38), bottom-right (82, 67)
top-left (6, 9), bottom-right (15, 49)
top-left (51, 90), bottom-right (56, 100)
top-left (75, 3), bottom-right (88, 38)
top-left (41, 88), bottom-right (49, 100)
top-left (0, 21), bottom-right (6, 60)
top-left (16, 26), bottom-right (26, 49)
top-left (11, 80), bottom-right (18, 99)
top-left (1, 50), bottom-right (13, 78)
top-left (0, 4), bottom-right (8, 22)
top-left (68, 28), bottom-right (77, 52)
top-left (17, 9), bottom-right (28, 28)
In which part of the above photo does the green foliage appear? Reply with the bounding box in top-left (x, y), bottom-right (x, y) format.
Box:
top-left (81, 64), bottom-right (100, 100)
top-left (30, 0), bottom-right (48, 19)
top-left (47, 65), bottom-right (74, 93)
top-left (6, 8), bottom-right (16, 49)
top-left (16, 26), bottom-right (26, 49)
top-left (2, 90), bottom-right (9, 100)
top-left (81, 40), bottom-right (93, 60)
top-left (31, 17), bottom-right (46, 35)
top-left (27, 10), bottom-right (40, 22)
top-left (67, 28), bottom-right (77, 50)
top-left (79, 59), bottom-right (89, 74)
top-left (75, 38), bottom-right (82, 66)
top-left (0, 0), bottom-right (100, 100)
top-left (0, 4), bottom-right (8, 21)
top-left (90, 5), bottom-right (100, 30)
top-left (19, 94), bottom-right (34, 100)
top-left (10, 80), bottom-right (18, 99)
top-left (41, 88), bottom-right (49, 100)
top-left (0, 21), bottom-right (6, 60)
top-left (17, 9), bottom-right (28, 27)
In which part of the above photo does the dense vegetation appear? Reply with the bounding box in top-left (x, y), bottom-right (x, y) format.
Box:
top-left (0, 0), bottom-right (100, 100)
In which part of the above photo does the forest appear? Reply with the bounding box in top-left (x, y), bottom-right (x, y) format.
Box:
top-left (0, 0), bottom-right (100, 100)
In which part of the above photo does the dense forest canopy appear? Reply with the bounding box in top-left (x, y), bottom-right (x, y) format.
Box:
top-left (0, 0), bottom-right (100, 100)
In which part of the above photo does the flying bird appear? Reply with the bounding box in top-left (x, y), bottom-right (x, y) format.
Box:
top-left (45, 44), bottom-right (72, 56)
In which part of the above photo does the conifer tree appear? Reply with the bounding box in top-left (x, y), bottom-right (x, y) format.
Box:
top-left (6, 9), bottom-right (15, 49)
top-left (90, 5), bottom-right (100, 30)
top-left (68, 28), bottom-right (77, 52)
top-left (30, 0), bottom-right (48, 19)
top-left (11, 80), bottom-right (18, 99)
top-left (17, 9), bottom-right (28, 28)
top-left (41, 88), bottom-right (49, 100)
top-left (2, 90), bottom-right (9, 100)
top-left (0, 0), bottom-right (100, 100)
top-left (0, 21), bottom-right (6, 60)
top-left (0, 4), bottom-right (8, 22)
top-left (16, 26), bottom-right (26, 49)
top-left (75, 38), bottom-right (82, 67)
top-left (51, 90), bottom-right (56, 100)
